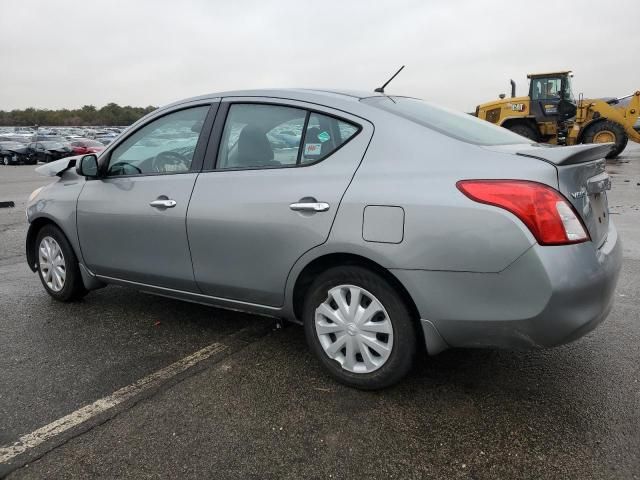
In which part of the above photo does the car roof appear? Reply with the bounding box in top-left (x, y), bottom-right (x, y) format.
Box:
top-left (161, 88), bottom-right (392, 115)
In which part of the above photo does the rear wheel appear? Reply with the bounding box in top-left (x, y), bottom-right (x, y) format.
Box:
top-left (303, 266), bottom-right (416, 390)
top-left (506, 122), bottom-right (539, 142)
top-left (581, 120), bottom-right (628, 159)
top-left (2, 156), bottom-right (8, 166)
top-left (35, 225), bottom-right (88, 302)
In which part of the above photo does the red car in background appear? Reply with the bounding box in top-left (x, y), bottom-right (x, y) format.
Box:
top-left (69, 139), bottom-right (105, 155)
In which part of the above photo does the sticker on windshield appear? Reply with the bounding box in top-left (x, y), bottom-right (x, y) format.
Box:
top-left (317, 131), bottom-right (330, 142)
top-left (304, 143), bottom-right (322, 156)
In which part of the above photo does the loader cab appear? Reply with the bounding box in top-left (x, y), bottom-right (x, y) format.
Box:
top-left (528, 71), bottom-right (576, 122)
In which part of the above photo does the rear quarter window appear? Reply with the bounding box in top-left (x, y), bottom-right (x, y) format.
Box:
top-left (362, 96), bottom-right (529, 146)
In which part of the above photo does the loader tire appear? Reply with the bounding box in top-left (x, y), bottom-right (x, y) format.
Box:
top-left (506, 122), bottom-right (538, 142)
top-left (581, 120), bottom-right (628, 159)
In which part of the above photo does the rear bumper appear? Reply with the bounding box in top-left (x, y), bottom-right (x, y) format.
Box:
top-left (392, 222), bottom-right (622, 353)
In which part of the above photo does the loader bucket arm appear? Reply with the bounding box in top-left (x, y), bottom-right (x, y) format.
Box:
top-left (586, 91), bottom-right (640, 143)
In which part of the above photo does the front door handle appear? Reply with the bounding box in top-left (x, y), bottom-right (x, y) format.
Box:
top-left (289, 202), bottom-right (330, 213)
top-left (149, 199), bottom-right (177, 208)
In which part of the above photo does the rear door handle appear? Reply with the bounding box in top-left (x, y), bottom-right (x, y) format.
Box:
top-left (149, 199), bottom-right (177, 208)
top-left (289, 202), bottom-right (330, 213)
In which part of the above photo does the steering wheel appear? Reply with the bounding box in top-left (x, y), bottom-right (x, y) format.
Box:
top-left (152, 151), bottom-right (189, 173)
top-left (108, 161), bottom-right (142, 176)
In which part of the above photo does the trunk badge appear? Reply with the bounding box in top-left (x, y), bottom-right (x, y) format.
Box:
top-left (571, 189), bottom-right (588, 200)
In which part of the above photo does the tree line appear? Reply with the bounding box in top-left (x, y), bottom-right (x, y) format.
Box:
top-left (0, 103), bottom-right (157, 126)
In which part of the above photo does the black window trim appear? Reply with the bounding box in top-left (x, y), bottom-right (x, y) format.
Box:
top-left (97, 102), bottom-right (220, 179)
top-left (201, 99), bottom-right (363, 172)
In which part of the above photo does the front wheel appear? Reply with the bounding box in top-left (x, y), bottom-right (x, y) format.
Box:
top-left (35, 224), bottom-right (88, 301)
top-left (581, 120), bottom-right (628, 159)
top-left (303, 266), bottom-right (417, 390)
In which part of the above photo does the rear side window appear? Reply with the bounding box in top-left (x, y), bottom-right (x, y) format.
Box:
top-left (301, 113), bottom-right (358, 164)
top-left (217, 104), bottom-right (360, 169)
top-left (218, 104), bottom-right (306, 169)
top-left (363, 96), bottom-right (527, 146)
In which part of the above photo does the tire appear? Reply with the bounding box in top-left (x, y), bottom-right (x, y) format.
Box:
top-left (35, 224), bottom-right (88, 302)
top-left (303, 266), bottom-right (417, 390)
top-left (506, 122), bottom-right (539, 141)
top-left (44, 154), bottom-right (52, 163)
top-left (2, 156), bottom-right (8, 166)
top-left (581, 120), bottom-right (628, 159)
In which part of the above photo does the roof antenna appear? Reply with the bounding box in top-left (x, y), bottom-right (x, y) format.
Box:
top-left (374, 65), bottom-right (405, 94)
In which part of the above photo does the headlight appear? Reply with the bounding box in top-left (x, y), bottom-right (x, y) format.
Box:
top-left (28, 186), bottom-right (44, 202)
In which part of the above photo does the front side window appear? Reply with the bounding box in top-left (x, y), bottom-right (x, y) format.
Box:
top-left (107, 106), bottom-right (209, 176)
top-left (217, 104), bottom-right (360, 169)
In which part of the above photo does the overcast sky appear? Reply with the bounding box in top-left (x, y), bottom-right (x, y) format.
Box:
top-left (2, 0), bottom-right (639, 112)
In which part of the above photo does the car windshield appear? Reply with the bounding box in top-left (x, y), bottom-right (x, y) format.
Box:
top-left (362, 96), bottom-right (529, 145)
top-left (41, 142), bottom-right (64, 148)
top-left (84, 140), bottom-right (104, 147)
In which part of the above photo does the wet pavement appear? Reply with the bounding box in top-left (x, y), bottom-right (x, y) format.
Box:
top-left (0, 145), bottom-right (638, 479)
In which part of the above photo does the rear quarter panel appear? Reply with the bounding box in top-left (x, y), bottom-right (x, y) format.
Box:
top-left (320, 114), bottom-right (559, 273)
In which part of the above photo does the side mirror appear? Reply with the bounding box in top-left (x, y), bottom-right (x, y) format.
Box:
top-left (77, 154), bottom-right (99, 178)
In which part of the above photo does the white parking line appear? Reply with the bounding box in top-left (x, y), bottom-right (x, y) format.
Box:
top-left (0, 342), bottom-right (228, 464)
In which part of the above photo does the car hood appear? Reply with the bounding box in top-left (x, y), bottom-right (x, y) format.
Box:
top-left (1, 146), bottom-right (28, 154)
top-left (35, 155), bottom-right (82, 177)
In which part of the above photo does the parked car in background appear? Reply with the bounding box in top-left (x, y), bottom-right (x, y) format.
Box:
top-left (32, 135), bottom-right (67, 142)
top-left (26, 141), bottom-right (73, 163)
top-left (69, 139), bottom-right (105, 155)
top-left (25, 89), bottom-right (621, 389)
top-left (96, 137), bottom-right (114, 146)
top-left (0, 141), bottom-right (34, 165)
top-left (0, 135), bottom-right (29, 143)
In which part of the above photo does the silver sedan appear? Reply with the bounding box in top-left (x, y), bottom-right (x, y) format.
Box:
top-left (25, 89), bottom-right (622, 389)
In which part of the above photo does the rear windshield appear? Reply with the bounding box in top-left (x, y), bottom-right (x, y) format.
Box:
top-left (362, 96), bottom-right (528, 146)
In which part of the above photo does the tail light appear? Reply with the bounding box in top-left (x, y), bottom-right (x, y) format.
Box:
top-left (456, 180), bottom-right (589, 246)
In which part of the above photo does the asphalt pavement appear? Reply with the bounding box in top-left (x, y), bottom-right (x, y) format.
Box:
top-left (0, 146), bottom-right (638, 479)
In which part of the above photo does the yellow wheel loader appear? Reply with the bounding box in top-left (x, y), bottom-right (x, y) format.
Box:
top-left (475, 71), bottom-right (640, 158)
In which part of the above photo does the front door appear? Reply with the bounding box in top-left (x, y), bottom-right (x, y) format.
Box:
top-left (529, 76), bottom-right (562, 122)
top-left (187, 100), bottom-right (373, 306)
top-left (76, 103), bottom-right (215, 291)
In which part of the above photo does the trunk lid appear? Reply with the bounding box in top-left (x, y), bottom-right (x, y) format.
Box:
top-left (515, 143), bottom-right (613, 248)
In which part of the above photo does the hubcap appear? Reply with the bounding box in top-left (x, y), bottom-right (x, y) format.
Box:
top-left (315, 285), bottom-right (393, 374)
top-left (593, 130), bottom-right (615, 143)
top-left (38, 236), bottom-right (66, 292)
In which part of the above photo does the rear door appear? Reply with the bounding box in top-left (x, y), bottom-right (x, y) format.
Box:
top-left (187, 98), bottom-right (373, 306)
